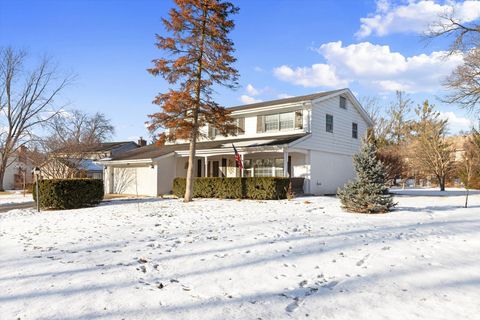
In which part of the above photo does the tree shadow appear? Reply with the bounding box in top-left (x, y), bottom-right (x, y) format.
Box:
top-left (391, 189), bottom-right (480, 197)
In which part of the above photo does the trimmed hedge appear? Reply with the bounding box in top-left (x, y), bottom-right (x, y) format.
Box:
top-left (172, 177), bottom-right (290, 200)
top-left (32, 179), bottom-right (104, 210)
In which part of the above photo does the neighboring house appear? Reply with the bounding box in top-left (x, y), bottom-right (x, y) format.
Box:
top-left (41, 141), bottom-right (140, 179)
top-left (98, 89), bottom-right (373, 196)
top-left (1, 146), bottom-right (34, 190)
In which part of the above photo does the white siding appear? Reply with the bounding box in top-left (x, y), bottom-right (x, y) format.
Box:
top-left (111, 165), bottom-right (157, 196)
top-left (295, 96), bottom-right (368, 155)
top-left (294, 95), bottom-right (370, 195)
top-left (157, 155), bottom-right (175, 195)
top-left (309, 150), bottom-right (355, 195)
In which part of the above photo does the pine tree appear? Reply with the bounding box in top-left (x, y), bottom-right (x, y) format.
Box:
top-left (337, 138), bottom-right (396, 213)
top-left (147, 0), bottom-right (240, 202)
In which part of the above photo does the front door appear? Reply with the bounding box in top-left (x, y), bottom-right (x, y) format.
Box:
top-left (212, 160), bottom-right (220, 177)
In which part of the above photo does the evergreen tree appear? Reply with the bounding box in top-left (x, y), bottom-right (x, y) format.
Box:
top-left (337, 138), bottom-right (396, 213)
top-left (147, 0), bottom-right (240, 202)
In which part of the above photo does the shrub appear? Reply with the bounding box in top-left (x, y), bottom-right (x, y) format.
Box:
top-left (337, 138), bottom-right (396, 214)
top-left (25, 183), bottom-right (34, 193)
top-left (32, 179), bottom-right (104, 210)
top-left (173, 177), bottom-right (290, 200)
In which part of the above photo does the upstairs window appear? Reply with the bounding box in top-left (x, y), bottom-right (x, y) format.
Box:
top-left (279, 112), bottom-right (294, 130)
top-left (352, 122), bottom-right (358, 139)
top-left (265, 114), bottom-right (279, 131)
top-left (340, 96), bottom-right (347, 109)
top-left (260, 111), bottom-right (300, 132)
top-left (326, 114), bottom-right (333, 133)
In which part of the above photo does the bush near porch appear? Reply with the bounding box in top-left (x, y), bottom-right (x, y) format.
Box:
top-left (33, 179), bottom-right (104, 210)
top-left (172, 177), bottom-right (291, 200)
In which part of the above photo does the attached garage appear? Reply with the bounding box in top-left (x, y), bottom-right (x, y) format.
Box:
top-left (103, 153), bottom-right (176, 197)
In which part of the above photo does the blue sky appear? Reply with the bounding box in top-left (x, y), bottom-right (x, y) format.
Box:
top-left (1, 0), bottom-right (478, 140)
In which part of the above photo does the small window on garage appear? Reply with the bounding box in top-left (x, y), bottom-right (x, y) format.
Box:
top-left (352, 122), bottom-right (358, 139)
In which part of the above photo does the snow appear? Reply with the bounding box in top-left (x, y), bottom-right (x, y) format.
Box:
top-left (0, 191), bottom-right (33, 206)
top-left (0, 190), bottom-right (479, 319)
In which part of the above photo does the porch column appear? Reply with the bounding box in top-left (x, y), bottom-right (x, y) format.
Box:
top-left (204, 156), bottom-right (208, 177)
top-left (283, 148), bottom-right (289, 177)
top-left (240, 153), bottom-right (244, 177)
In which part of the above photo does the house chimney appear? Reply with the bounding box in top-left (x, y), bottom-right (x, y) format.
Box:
top-left (138, 137), bottom-right (147, 147)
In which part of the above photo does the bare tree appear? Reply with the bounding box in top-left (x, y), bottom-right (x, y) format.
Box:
top-left (45, 109), bottom-right (114, 152)
top-left (443, 48), bottom-right (480, 111)
top-left (0, 47), bottom-right (73, 190)
top-left (360, 96), bottom-right (390, 147)
top-left (387, 91), bottom-right (412, 145)
top-left (427, 13), bottom-right (480, 112)
top-left (427, 14), bottom-right (480, 54)
top-left (38, 109), bottom-right (114, 179)
top-left (408, 101), bottom-right (455, 191)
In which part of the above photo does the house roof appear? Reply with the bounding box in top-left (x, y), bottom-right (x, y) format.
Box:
top-left (47, 158), bottom-right (103, 171)
top-left (228, 89), bottom-right (346, 111)
top-left (55, 141), bottom-right (138, 154)
top-left (110, 133), bottom-right (308, 161)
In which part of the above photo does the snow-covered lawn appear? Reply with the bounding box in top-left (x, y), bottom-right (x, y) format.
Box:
top-left (0, 191), bottom-right (33, 206)
top-left (1, 190), bottom-right (479, 319)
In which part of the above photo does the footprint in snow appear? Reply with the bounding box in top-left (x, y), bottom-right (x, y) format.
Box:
top-left (286, 298), bottom-right (304, 313)
top-left (323, 280), bottom-right (339, 290)
top-left (356, 254), bottom-right (370, 267)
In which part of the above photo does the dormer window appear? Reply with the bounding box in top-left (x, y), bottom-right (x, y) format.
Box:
top-left (340, 96), bottom-right (347, 109)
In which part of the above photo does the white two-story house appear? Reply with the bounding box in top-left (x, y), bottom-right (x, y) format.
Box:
top-left (99, 88), bottom-right (373, 196)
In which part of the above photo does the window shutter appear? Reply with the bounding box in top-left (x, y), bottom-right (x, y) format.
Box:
top-left (238, 117), bottom-right (245, 135)
top-left (256, 115), bottom-right (264, 133)
top-left (295, 111), bottom-right (303, 129)
top-left (208, 125), bottom-right (215, 139)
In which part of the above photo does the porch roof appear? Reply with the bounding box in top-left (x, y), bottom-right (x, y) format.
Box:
top-left (109, 133), bottom-right (308, 161)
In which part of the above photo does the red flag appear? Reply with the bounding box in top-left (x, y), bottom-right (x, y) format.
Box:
top-left (232, 144), bottom-right (243, 170)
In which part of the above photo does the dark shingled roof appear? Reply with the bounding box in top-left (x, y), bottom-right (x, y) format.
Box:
top-left (111, 133), bottom-right (308, 161)
top-left (228, 89), bottom-right (346, 111)
top-left (55, 141), bottom-right (137, 154)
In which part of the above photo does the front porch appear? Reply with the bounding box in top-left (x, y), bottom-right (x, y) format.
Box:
top-left (173, 146), bottom-right (310, 193)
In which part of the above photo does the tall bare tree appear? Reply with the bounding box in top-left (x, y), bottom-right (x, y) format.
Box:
top-left (0, 47), bottom-right (73, 190)
top-left (360, 96), bottom-right (390, 147)
top-left (37, 109), bottom-right (114, 179)
top-left (46, 109), bottom-right (114, 151)
top-left (148, 0), bottom-right (240, 202)
top-left (443, 48), bottom-right (480, 110)
top-left (387, 91), bottom-right (412, 145)
top-left (408, 100), bottom-right (455, 191)
top-left (428, 13), bottom-right (480, 112)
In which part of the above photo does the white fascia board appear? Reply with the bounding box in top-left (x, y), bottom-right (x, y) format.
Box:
top-left (230, 101), bottom-right (309, 116)
top-left (175, 145), bottom-right (285, 157)
top-left (96, 158), bottom-right (154, 166)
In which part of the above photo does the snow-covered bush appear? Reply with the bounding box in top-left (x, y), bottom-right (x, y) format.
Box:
top-left (337, 138), bottom-right (396, 213)
top-left (33, 179), bottom-right (104, 209)
top-left (173, 177), bottom-right (291, 200)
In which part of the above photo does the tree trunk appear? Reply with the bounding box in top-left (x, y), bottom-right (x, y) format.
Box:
top-left (439, 176), bottom-right (446, 191)
top-left (184, 117), bottom-right (198, 202)
top-left (0, 164), bottom-right (5, 191)
top-left (183, 3), bottom-right (208, 202)
top-left (465, 188), bottom-right (469, 208)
